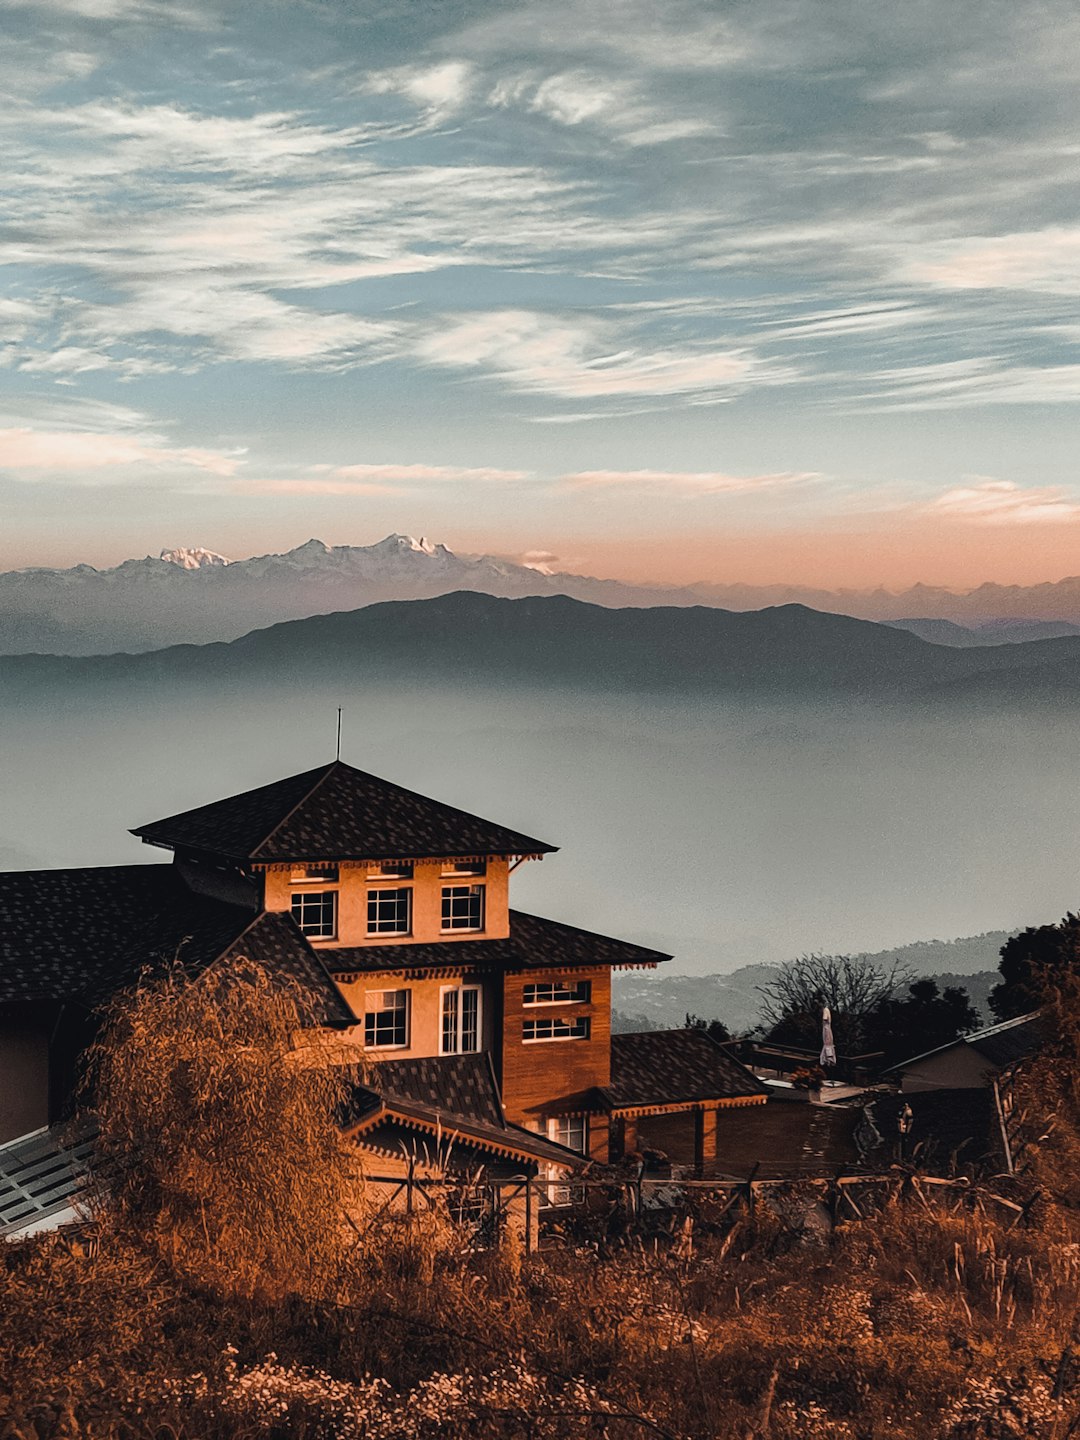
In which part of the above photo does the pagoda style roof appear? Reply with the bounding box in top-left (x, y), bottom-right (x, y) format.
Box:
top-left (0, 863), bottom-right (354, 1027)
top-left (607, 1029), bottom-right (768, 1113)
top-left (328, 908), bottom-right (670, 977)
top-left (131, 759), bottom-right (556, 864)
top-left (341, 1054), bottom-right (581, 1169)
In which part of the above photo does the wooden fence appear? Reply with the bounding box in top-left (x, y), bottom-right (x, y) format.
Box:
top-left (362, 1167), bottom-right (1034, 1255)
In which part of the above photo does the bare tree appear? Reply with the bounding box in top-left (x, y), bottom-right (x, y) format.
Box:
top-left (757, 952), bottom-right (912, 1054)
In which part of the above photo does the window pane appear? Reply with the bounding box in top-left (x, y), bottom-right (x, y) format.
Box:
top-left (441, 986), bottom-right (480, 1054)
top-left (553, 1115), bottom-right (587, 1153)
top-left (441, 885), bottom-right (484, 931)
top-left (290, 890), bottom-right (336, 938)
top-left (364, 990), bottom-right (409, 1048)
top-left (441, 989), bottom-right (458, 1054)
top-left (523, 1017), bottom-right (590, 1043)
top-left (523, 981), bottom-right (590, 1005)
top-left (367, 888), bottom-right (412, 935)
top-left (461, 988), bottom-right (479, 1053)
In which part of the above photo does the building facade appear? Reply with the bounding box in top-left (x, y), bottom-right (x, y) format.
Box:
top-left (0, 759), bottom-right (766, 1190)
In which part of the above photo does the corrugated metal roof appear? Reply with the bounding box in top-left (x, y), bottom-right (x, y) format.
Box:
top-left (0, 1126), bottom-right (95, 1238)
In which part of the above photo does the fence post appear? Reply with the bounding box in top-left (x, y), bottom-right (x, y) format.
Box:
top-left (525, 1175), bottom-right (533, 1256)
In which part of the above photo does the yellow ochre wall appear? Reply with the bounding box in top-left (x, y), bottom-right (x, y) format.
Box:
top-left (260, 856), bottom-right (511, 948)
top-left (333, 971), bottom-right (501, 1061)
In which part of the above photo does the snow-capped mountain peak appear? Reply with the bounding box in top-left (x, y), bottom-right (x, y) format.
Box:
top-left (160, 547), bottom-right (231, 570)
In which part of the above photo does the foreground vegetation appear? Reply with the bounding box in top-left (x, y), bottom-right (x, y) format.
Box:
top-left (4, 964), bottom-right (1080, 1439)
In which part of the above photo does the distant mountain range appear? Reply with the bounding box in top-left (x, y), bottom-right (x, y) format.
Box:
top-left (612, 931), bottom-right (1013, 1032)
top-left (4, 590), bottom-right (1080, 706)
top-left (7, 533), bottom-right (1080, 656)
top-left (0, 535), bottom-right (700, 655)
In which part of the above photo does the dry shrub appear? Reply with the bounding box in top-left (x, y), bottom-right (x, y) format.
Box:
top-left (9, 964), bottom-right (1080, 1438)
top-left (84, 959), bottom-right (363, 1301)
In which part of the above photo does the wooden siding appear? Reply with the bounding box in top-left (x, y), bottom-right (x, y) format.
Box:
top-left (498, 967), bottom-right (611, 1128)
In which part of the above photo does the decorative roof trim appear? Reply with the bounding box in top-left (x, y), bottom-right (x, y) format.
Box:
top-left (611, 1094), bottom-right (768, 1119)
top-left (344, 1105), bottom-right (577, 1168)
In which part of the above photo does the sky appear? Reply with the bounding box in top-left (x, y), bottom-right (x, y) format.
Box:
top-left (2, 0), bottom-right (1080, 587)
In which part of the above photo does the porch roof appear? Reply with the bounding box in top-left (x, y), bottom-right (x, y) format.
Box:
top-left (341, 1054), bottom-right (581, 1168)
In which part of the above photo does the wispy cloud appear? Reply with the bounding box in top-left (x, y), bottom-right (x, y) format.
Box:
top-left (0, 425), bottom-right (242, 479)
top-left (927, 477), bottom-right (1080, 525)
top-left (414, 310), bottom-right (786, 400)
top-left (900, 227), bottom-right (1080, 297)
top-left (365, 61), bottom-right (473, 119)
top-left (243, 462), bottom-right (530, 496)
top-left (561, 468), bottom-right (814, 494)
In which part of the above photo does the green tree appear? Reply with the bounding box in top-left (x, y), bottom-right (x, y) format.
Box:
top-left (684, 1012), bottom-right (732, 1044)
top-left (990, 914), bottom-right (1080, 1021)
top-left (866, 978), bottom-right (979, 1066)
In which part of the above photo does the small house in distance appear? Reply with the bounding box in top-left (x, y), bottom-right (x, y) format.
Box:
top-left (0, 759), bottom-right (765, 1208)
top-left (888, 1012), bottom-right (1043, 1094)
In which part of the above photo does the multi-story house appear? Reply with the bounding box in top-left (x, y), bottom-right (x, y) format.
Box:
top-left (0, 759), bottom-right (765, 1214)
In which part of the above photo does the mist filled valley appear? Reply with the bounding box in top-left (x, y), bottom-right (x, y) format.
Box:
top-left (2, 642), bottom-right (1076, 981)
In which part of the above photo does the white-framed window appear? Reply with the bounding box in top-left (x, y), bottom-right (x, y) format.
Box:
top-left (367, 887), bottom-right (412, 935)
top-left (441, 858), bottom-right (487, 877)
top-left (441, 884), bottom-right (485, 932)
top-left (290, 864), bottom-right (339, 884)
top-left (539, 1116), bottom-right (587, 1206)
top-left (523, 980), bottom-right (591, 1006)
top-left (364, 990), bottom-right (410, 1049)
top-left (367, 860), bottom-right (414, 879)
top-left (290, 889), bottom-right (337, 938)
top-left (548, 1114), bottom-right (588, 1154)
top-left (523, 1016), bottom-right (590, 1043)
top-left (441, 984), bottom-right (481, 1054)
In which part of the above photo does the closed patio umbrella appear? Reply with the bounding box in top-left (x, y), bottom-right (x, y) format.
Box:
top-left (820, 1005), bottom-right (837, 1068)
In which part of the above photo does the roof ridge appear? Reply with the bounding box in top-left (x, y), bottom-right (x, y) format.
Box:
top-left (251, 759), bottom-right (339, 860)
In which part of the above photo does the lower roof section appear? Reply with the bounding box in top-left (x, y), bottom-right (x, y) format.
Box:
top-left (328, 907), bottom-right (670, 979)
top-left (606, 1029), bottom-right (768, 1114)
top-left (341, 1054), bottom-right (582, 1170)
top-left (0, 862), bottom-right (354, 1027)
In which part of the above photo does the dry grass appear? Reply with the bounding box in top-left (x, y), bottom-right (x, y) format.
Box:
top-left (5, 963), bottom-right (1080, 1438)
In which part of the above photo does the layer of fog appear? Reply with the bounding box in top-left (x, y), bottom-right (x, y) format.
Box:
top-left (1, 685), bottom-right (1075, 974)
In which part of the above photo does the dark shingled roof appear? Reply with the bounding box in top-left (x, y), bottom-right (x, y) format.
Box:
top-left (968, 1013), bottom-right (1044, 1069)
top-left (0, 864), bottom-right (354, 1027)
top-left (132, 759), bottom-right (556, 863)
top-left (329, 908), bottom-right (669, 976)
top-left (341, 1054), bottom-right (580, 1168)
top-left (888, 1010), bottom-right (1044, 1077)
top-left (608, 1029), bottom-right (767, 1110)
top-left (361, 1054), bottom-right (505, 1128)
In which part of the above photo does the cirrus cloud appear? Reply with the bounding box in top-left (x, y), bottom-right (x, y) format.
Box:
top-left (560, 468), bottom-right (815, 493)
top-left (927, 477), bottom-right (1080, 525)
top-left (0, 425), bottom-right (243, 478)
